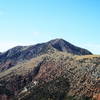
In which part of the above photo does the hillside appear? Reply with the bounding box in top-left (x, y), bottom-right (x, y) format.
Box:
top-left (0, 51), bottom-right (99, 100)
top-left (0, 39), bottom-right (99, 100)
top-left (0, 39), bottom-right (92, 72)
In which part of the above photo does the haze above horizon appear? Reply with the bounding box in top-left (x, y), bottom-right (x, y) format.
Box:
top-left (0, 0), bottom-right (100, 54)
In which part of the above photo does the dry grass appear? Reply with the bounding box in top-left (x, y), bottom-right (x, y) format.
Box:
top-left (75, 55), bottom-right (100, 60)
top-left (0, 52), bottom-right (100, 79)
top-left (0, 51), bottom-right (73, 79)
top-left (0, 55), bottom-right (43, 79)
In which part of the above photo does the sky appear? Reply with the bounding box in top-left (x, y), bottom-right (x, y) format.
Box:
top-left (0, 0), bottom-right (100, 54)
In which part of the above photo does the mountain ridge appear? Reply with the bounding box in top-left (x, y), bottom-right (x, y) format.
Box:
top-left (0, 39), bottom-right (92, 72)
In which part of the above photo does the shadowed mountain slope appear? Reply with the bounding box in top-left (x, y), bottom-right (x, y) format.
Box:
top-left (0, 39), bottom-right (92, 72)
top-left (48, 39), bottom-right (92, 55)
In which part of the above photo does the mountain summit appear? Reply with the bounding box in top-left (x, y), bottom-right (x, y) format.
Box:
top-left (48, 38), bottom-right (92, 55)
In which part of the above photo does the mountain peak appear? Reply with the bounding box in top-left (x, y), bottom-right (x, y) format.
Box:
top-left (48, 38), bottom-right (65, 43)
top-left (48, 38), bottom-right (92, 55)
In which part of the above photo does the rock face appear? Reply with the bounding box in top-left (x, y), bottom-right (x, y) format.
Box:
top-left (0, 39), bottom-right (92, 72)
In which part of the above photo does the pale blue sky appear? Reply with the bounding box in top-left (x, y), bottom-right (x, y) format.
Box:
top-left (0, 0), bottom-right (100, 54)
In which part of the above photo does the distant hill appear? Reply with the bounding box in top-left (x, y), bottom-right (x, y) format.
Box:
top-left (0, 39), bottom-right (92, 72)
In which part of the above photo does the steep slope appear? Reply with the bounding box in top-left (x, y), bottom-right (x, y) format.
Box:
top-left (0, 39), bottom-right (92, 72)
top-left (0, 52), bottom-right (99, 100)
top-left (48, 39), bottom-right (92, 55)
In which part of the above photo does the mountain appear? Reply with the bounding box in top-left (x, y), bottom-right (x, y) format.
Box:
top-left (48, 39), bottom-right (92, 55)
top-left (0, 52), bottom-right (99, 100)
top-left (1, 39), bottom-right (98, 100)
top-left (0, 39), bottom-right (92, 72)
